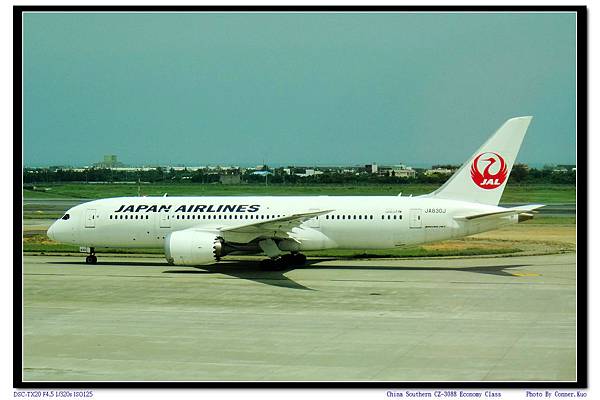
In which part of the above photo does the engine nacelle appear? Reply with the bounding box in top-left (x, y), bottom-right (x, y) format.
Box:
top-left (164, 230), bottom-right (223, 266)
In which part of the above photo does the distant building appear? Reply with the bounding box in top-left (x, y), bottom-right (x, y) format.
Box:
top-left (295, 168), bottom-right (324, 177)
top-left (95, 154), bottom-right (125, 169)
top-left (365, 163), bottom-right (378, 174)
top-left (378, 164), bottom-right (415, 178)
top-left (554, 164), bottom-right (576, 173)
top-left (425, 167), bottom-right (454, 176)
top-left (169, 166), bottom-right (204, 172)
top-left (252, 170), bottom-right (273, 176)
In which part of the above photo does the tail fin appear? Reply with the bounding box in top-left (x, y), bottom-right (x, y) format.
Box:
top-left (428, 116), bottom-right (532, 206)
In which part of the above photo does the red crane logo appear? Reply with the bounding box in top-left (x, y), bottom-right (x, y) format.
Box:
top-left (470, 152), bottom-right (508, 190)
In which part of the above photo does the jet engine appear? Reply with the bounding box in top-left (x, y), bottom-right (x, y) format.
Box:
top-left (164, 230), bottom-right (223, 266)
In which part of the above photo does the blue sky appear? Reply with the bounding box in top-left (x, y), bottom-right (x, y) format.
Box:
top-left (23, 12), bottom-right (577, 167)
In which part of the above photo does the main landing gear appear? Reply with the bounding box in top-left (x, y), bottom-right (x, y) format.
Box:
top-left (260, 252), bottom-right (307, 270)
top-left (85, 247), bottom-right (97, 264)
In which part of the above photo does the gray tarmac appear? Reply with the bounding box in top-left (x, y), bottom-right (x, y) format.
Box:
top-left (22, 253), bottom-right (576, 382)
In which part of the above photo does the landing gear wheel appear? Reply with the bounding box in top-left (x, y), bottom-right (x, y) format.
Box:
top-left (85, 255), bottom-right (97, 264)
top-left (260, 257), bottom-right (287, 271)
top-left (85, 247), bottom-right (97, 264)
top-left (291, 253), bottom-right (307, 265)
top-left (285, 253), bottom-right (306, 266)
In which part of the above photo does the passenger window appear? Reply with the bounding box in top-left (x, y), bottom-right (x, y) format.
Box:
top-left (109, 215), bottom-right (112, 220)
top-left (387, 215), bottom-right (391, 220)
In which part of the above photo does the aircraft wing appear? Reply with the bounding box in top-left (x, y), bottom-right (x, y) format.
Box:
top-left (219, 209), bottom-right (333, 240)
top-left (454, 204), bottom-right (545, 221)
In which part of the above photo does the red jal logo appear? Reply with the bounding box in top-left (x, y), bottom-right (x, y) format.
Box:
top-left (470, 152), bottom-right (508, 189)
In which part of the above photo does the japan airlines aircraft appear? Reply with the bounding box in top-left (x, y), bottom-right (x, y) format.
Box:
top-left (47, 116), bottom-right (542, 268)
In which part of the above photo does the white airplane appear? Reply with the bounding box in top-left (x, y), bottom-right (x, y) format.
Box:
top-left (47, 116), bottom-right (542, 268)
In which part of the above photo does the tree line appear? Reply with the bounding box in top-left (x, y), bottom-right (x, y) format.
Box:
top-left (23, 164), bottom-right (575, 185)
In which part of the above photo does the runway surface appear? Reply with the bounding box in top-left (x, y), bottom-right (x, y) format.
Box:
top-left (22, 253), bottom-right (576, 382)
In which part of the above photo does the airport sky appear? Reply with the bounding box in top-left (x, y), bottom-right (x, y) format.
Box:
top-left (23, 11), bottom-right (577, 167)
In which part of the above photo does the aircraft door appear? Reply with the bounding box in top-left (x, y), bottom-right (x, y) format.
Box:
top-left (159, 212), bottom-right (171, 228)
top-left (409, 209), bottom-right (422, 229)
top-left (85, 209), bottom-right (96, 228)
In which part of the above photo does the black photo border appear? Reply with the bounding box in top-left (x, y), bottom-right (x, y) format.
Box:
top-left (14, 4), bottom-right (588, 390)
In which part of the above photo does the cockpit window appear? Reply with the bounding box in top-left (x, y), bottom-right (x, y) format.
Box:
top-left (61, 214), bottom-right (70, 220)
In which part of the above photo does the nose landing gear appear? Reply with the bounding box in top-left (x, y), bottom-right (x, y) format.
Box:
top-left (85, 247), bottom-right (97, 264)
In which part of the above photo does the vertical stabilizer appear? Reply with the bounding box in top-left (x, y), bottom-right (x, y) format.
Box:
top-left (428, 116), bottom-right (532, 206)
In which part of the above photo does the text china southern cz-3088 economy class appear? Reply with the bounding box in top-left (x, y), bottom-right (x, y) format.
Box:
top-left (47, 117), bottom-right (542, 268)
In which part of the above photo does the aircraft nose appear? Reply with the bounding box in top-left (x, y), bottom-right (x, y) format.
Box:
top-left (47, 222), bottom-right (57, 241)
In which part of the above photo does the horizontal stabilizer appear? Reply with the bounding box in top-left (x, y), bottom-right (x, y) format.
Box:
top-left (454, 204), bottom-right (544, 221)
